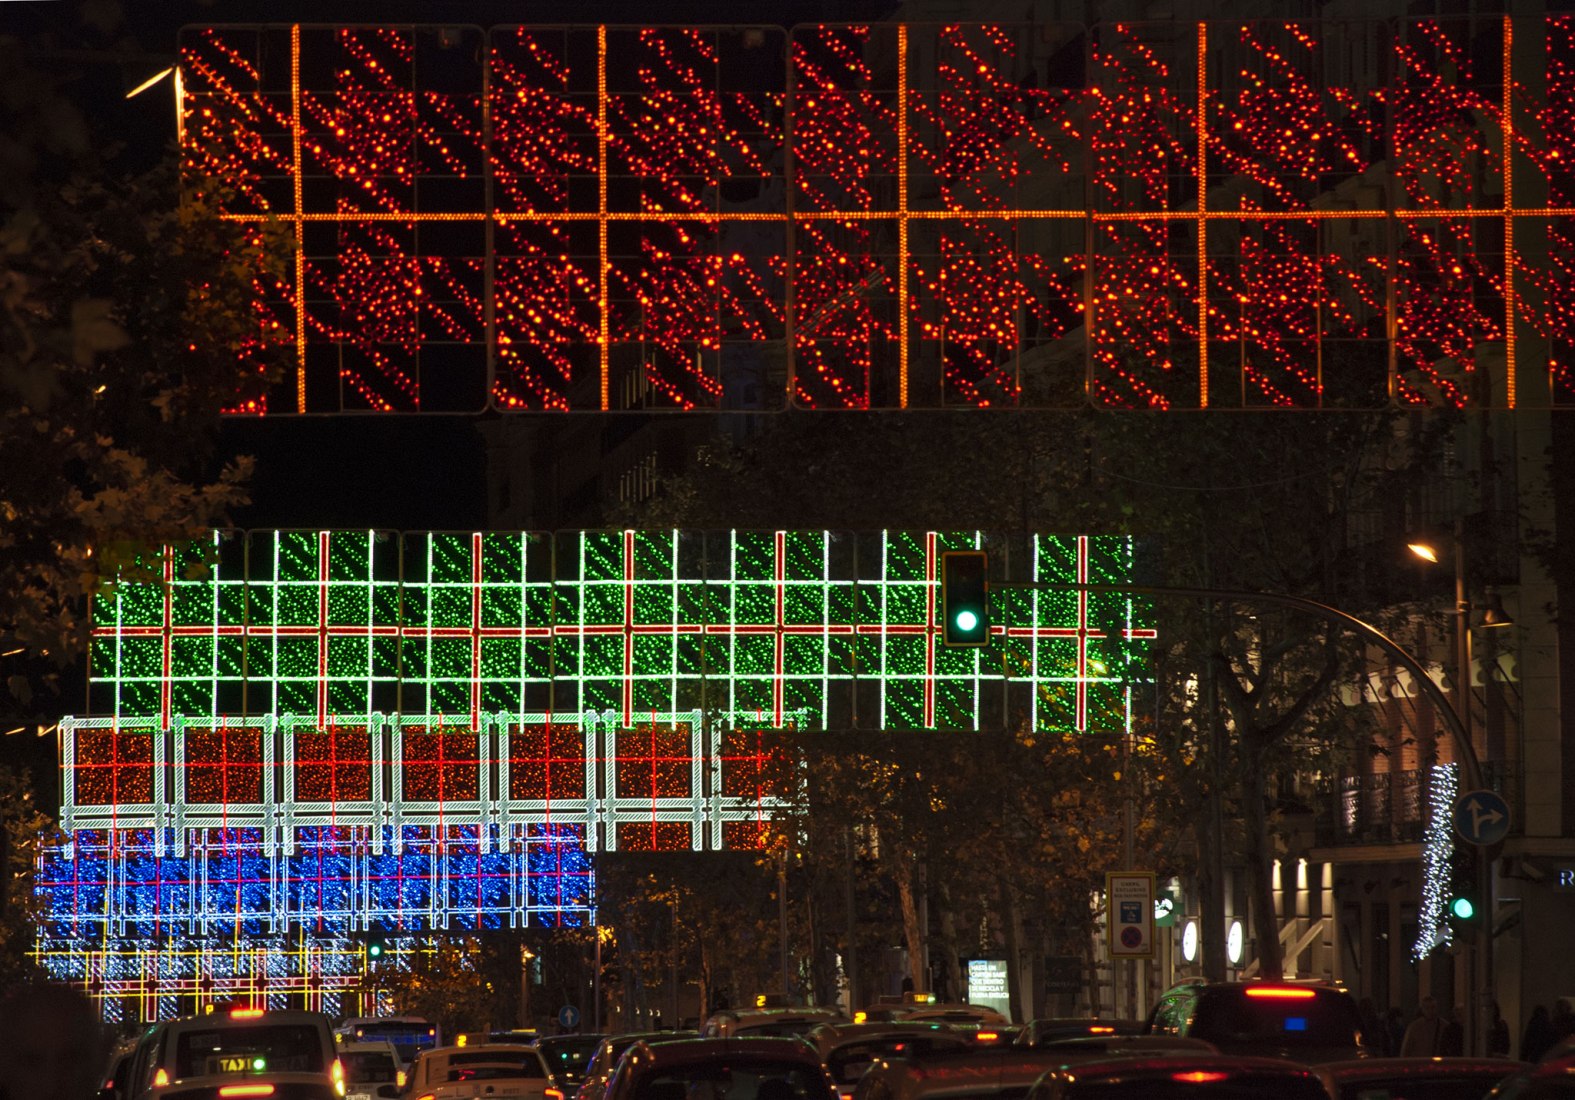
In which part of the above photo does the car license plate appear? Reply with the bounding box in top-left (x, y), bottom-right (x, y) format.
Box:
top-left (348, 1092), bottom-right (373, 1100)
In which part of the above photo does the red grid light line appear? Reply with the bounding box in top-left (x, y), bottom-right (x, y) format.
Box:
top-left (471, 533), bottom-right (484, 730)
top-left (774, 531), bottom-right (786, 728)
top-left (317, 532), bottom-right (330, 729)
top-left (925, 533), bottom-right (940, 728)
top-left (160, 552), bottom-right (175, 731)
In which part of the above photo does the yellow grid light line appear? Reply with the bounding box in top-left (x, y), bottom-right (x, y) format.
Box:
top-left (598, 25), bottom-right (610, 412)
top-left (1503, 14), bottom-right (1516, 408)
top-left (292, 24), bottom-right (306, 414)
top-left (220, 206), bottom-right (1575, 224)
top-left (897, 23), bottom-right (910, 409)
top-left (1197, 23), bottom-right (1209, 409)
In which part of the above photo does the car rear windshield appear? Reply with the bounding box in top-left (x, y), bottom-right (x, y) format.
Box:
top-left (1193, 991), bottom-right (1361, 1048)
top-left (342, 1051), bottom-right (398, 1084)
top-left (827, 1039), bottom-right (964, 1084)
top-left (539, 1038), bottom-right (601, 1080)
top-left (1064, 1075), bottom-right (1330, 1099)
top-left (442, 1051), bottom-right (545, 1082)
top-left (633, 1059), bottom-right (832, 1100)
top-left (1332, 1072), bottom-right (1517, 1100)
top-left (737, 1021), bottom-right (827, 1038)
top-left (175, 1024), bottom-right (326, 1078)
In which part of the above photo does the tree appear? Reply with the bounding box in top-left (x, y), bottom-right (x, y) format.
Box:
top-left (0, 765), bottom-right (57, 993)
top-left (0, 15), bottom-right (289, 728)
top-left (621, 406), bottom-right (1449, 986)
top-left (376, 936), bottom-right (508, 1038)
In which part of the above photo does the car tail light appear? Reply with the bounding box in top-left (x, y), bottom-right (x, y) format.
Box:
top-left (1244, 987), bottom-right (1315, 1000)
top-left (397, 1069), bottom-right (407, 1089)
top-left (219, 1087), bottom-right (276, 1098)
top-left (154, 1068), bottom-right (169, 1087)
top-left (1170, 1071), bottom-right (1228, 1083)
top-left (231, 1007), bottom-right (265, 1018)
top-left (1088, 1026), bottom-right (1114, 1034)
top-left (417, 1093), bottom-right (437, 1100)
top-left (975, 1032), bottom-right (998, 1042)
top-left (546, 1089), bottom-right (566, 1100)
top-left (332, 1056), bottom-right (346, 1097)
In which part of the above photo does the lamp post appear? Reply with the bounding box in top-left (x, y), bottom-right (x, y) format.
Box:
top-left (1408, 519), bottom-right (1513, 1056)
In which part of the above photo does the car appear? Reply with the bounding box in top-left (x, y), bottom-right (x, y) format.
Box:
top-left (336, 1017), bottom-right (441, 1066)
top-left (533, 1034), bottom-right (607, 1092)
top-left (337, 1039), bottom-right (406, 1100)
top-left (125, 1005), bottom-right (342, 1100)
top-left (1011, 1021), bottom-right (1144, 1050)
top-left (1145, 981), bottom-right (1372, 1064)
top-left (849, 1044), bottom-right (1076, 1100)
top-left (702, 1009), bottom-right (849, 1040)
top-left (576, 1031), bottom-right (699, 1100)
top-left (404, 1042), bottom-right (556, 1100)
top-left (1314, 1055), bottom-right (1525, 1099)
top-left (1486, 1052), bottom-right (1575, 1098)
top-left (803, 1022), bottom-right (976, 1098)
top-left (1025, 1053), bottom-right (1332, 1099)
top-left (602, 1036), bottom-right (837, 1100)
top-left (98, 1045), bottom-right (139, 1100)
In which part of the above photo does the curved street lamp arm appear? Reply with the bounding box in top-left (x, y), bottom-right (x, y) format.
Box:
top-left (1015, 581), bottom-right (1484, 793)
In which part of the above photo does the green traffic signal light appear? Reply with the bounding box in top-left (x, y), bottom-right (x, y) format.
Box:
top-left (1449, 895), bottom-right (1476, 921)
top-left (941, 551), bottom-right (988, 647)
top-left (368, 941), bottom-right (384, 959)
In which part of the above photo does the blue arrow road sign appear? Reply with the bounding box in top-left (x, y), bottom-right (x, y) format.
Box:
top-left (558, 1004), bottom-right (581, 1030)
top-left (1453, 789), bottom-right (1511, 847)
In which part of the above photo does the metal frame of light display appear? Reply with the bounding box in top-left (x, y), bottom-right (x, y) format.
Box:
top-left (39, 529), bottom-right (1151, 1020)
top-left (180, 18), bottom-right (1574, 413)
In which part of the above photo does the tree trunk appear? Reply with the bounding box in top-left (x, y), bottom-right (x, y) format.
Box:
top-left (936, 881), bottom-right (963, 1004)
top-left (1197, 808), bottom-right (1228, 983)
top-left (1241, 748), bottom-right (1284, 980)
top-left (1000, 883), bottom-right (1025, 1024)
top-left (896, 854), bottom-right (926, 994)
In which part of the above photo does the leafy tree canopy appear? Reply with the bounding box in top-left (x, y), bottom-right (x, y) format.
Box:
top-left (0, 10), bottom-right (289, 725)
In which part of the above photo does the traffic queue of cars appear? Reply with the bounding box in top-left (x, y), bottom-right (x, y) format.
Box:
top-left (95, 980), bottom-right (1575, 1100)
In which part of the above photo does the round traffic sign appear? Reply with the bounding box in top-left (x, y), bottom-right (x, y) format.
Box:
top-left (558, 1004), bottom-right (581, 1030)
top-left (1452, 789), bottom-right (1511, 847)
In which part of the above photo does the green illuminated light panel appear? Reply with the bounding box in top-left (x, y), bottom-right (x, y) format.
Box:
top-left (71, 530), bottom-right (1153, 849)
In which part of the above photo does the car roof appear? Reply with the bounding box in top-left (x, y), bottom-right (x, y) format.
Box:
top-left (427, 1043), bottom-right (544, 1058)
top-left (167, 1009), bottom-right (332, 1029)
top-left (1036, 1052), bottom-right (1325, 1080)
top-left (624, 1036), bottom-right (824, 1065)
top-left (337, 1040), bottom-right (401, 1055)
top-left (1318, 1056), bottom-right (1526, 1078)
top-left (863, 1046), bottom-right (1074, 1088)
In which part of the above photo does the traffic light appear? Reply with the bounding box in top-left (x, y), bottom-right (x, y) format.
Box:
top-left (941, 551), bottom-right (989, 647)
top-left (364, 929), bottom-right (390, 964)
top-left (1446, 845), bottom-right (1480, 929)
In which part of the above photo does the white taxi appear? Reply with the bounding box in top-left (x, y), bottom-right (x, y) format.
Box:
top-left (406, 1043), bottom-right (560, 1100)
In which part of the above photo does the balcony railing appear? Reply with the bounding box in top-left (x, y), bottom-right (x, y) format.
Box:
top-left (1314, 764), bottom-right (1520, 847)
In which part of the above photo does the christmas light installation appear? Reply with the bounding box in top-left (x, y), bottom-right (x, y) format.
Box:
top-left (41, 528), bottom-right (1150, 1021)
top-left (178, 18), bottom-right (1573, 413)
top-left (1414, 762), bottom-right (1459, 960)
